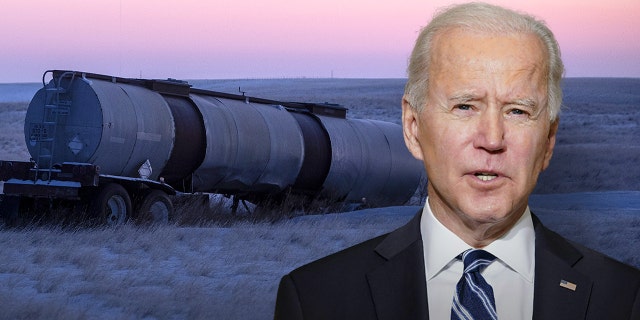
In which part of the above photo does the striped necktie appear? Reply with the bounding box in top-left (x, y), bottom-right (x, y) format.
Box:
top-left (451, 249), bottom-right (498, 320)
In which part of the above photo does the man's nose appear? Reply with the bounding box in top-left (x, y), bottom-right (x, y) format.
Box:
top-left (474, 109), bottom-right (505, 152)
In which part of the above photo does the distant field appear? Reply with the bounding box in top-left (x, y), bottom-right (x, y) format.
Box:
top-left (0, 102), bottom-right (30, 161)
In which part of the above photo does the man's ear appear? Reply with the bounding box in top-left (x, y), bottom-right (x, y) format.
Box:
top-left (541, 118), bottom-right (559, 171)
top-left (402, 97), bottom-right (424, 161)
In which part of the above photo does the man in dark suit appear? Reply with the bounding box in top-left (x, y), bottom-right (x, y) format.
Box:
top-left (274, 2), bottom-right (640, 319)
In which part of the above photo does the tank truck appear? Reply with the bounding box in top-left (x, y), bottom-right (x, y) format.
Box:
top-left (0, 70), bottom-right (423, 225)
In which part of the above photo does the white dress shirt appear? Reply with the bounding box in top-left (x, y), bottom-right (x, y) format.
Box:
top-left (420, 197), bottom-right (535, 319)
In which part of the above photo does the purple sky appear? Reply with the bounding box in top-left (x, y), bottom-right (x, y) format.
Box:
top-left (1, 0), bottom-right (639, 83)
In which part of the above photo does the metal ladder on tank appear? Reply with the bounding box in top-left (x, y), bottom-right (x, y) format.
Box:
top-left (32, 71), bottom-right (76, 182)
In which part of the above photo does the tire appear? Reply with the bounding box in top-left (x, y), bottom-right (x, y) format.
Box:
top-left (135, 189), bottom-right (172, 225)
top-left (90, 183), bottom-right (131, 226)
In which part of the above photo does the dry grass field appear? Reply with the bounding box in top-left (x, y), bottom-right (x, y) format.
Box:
top-left (0, 78), bottom-right (638, 319)
top-left (0, 102), bottom-right (30, 161)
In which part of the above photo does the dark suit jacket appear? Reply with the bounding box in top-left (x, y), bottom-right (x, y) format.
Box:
top-left (274, 211), bottom-right (640, 319)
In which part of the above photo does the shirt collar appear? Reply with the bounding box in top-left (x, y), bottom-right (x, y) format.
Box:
top-left (420, 197), bottom-right (535, 283)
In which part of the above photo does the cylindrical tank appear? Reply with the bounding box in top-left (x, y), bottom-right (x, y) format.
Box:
top-left (25, 71), bottom-right (423, 207)
top-left (188, 94), bottom-right (305, 194)
top-left (26, 73), bottom-right (175, 181)
top-left (319, 118), bottom-right (422, 206)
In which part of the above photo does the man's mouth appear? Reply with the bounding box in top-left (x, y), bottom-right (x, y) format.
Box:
top-left (474, 172), bottom-right (498, 181)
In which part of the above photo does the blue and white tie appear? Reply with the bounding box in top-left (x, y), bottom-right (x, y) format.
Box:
top-left (451, 249), bottom-right (498, 320)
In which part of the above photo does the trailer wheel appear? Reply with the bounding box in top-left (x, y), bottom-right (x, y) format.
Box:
top-left (91, 183), bottom-right (131, 226)
top-left (135, 189), bottom-right (172, 225)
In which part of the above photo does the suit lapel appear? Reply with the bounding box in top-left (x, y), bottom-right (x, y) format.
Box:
top-left (532, 214), bottom-right (593, 320)
top-left (364, 211), bottom-right (595, 319)
top-left (366, 211), bottom-right (429, 320)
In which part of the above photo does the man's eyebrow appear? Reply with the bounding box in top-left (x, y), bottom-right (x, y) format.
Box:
top-left (510, 97), bottom-right (538, 108)
top-left (447, 94), bottom-right (539, 109)
top-left (449, 93), bottom-right (478, 103)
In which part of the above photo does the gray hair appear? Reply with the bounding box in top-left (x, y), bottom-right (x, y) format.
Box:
top-left (404, 2), bottom-right (564, 121)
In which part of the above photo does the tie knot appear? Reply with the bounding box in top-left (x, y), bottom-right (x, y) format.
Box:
top-left (461, 249), bottom-right (496, 274)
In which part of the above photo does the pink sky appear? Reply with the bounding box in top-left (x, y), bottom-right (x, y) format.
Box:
top-left (1, 0), bottom-right (639, 83)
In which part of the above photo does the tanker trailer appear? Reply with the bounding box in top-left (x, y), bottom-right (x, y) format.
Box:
top-left (0, 70), bottom-right (424, 225)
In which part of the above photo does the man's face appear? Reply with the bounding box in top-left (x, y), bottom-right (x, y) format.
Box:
top-left (403, 28), bottom-right (558, 232)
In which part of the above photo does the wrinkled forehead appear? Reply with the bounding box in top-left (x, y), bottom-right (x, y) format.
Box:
top-left (429, 27), bottom-right (548, 78)
top-left (427, 28), bottom-right (549, 103)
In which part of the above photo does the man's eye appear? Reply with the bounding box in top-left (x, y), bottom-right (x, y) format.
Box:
top-left (509, 109), bottom-right (527, 115)
top-left (455, 104), bottom-right (472, 111)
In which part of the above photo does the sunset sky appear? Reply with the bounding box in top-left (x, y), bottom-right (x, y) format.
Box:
top-left (1, 0), bottom-right (638, 83)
